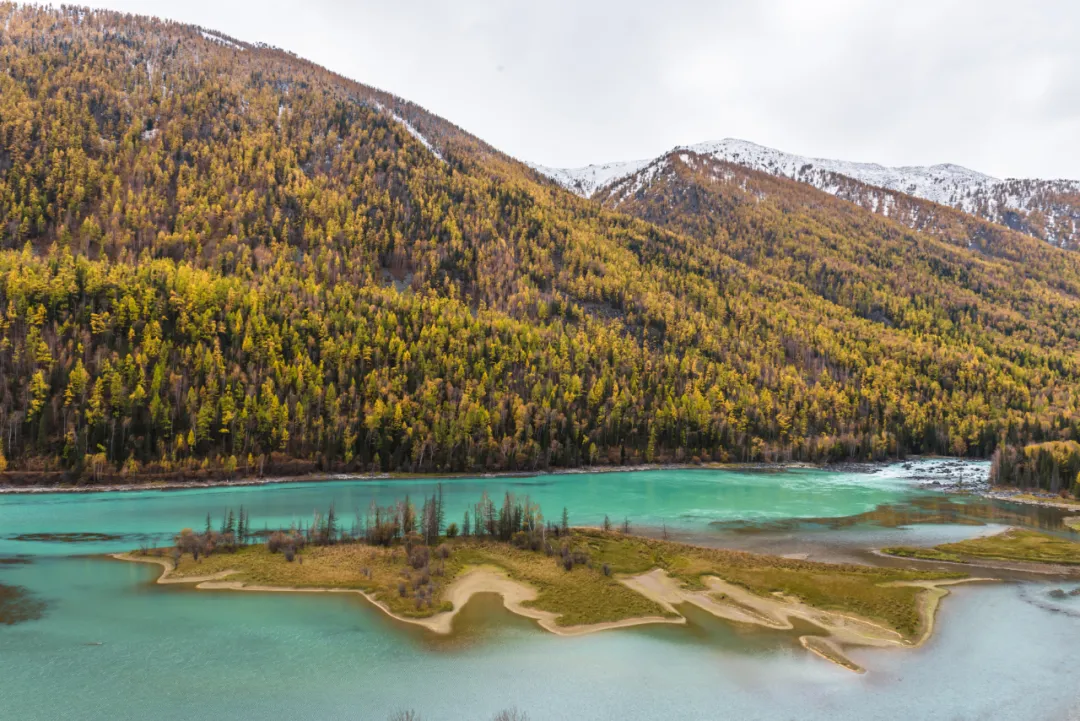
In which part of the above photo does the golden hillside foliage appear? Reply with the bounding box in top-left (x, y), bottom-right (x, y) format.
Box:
top-left (1, 5), bottom-right (1079, 482)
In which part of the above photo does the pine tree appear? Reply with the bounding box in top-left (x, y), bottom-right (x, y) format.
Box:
top-left (237, 506), bottom-right (247, 546)
top-left (435, 483), bottom-right (445, 538)
top-left (326, 503), bottom-right (337, 544)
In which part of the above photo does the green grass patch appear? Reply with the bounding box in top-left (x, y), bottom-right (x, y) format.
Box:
top-left (883, 528), bottom-right (1080, 567)
top-left (935, 529), bottom-right (1080, 565)
top-left (879, 547), bottom-right (967, 563)
top-left (454, 542), bottom-right (672, 626)
top-left (133, 529), bottom-right (962, 637)
top-left (577, 531), bottom-right (962, 639)
top-left (151, 543), bottom-right (464, 618)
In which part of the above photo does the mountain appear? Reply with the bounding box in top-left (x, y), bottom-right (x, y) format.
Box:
top-left (526, 159), bottom-right (653, 198)
top-left (591, 146), bottom-right (1080, 332)
top-left (536, 139), bottom-right (1080, 250)
top-left (1, 5), bottom-right (1080, 485)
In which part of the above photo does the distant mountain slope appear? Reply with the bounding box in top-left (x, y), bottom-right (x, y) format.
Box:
top-left (536, 139), bottom-right (1080, 250)
top-left (593, 148), bottom-right (1080, 335)
top-left (2, 4), bottom-right (1080, 485)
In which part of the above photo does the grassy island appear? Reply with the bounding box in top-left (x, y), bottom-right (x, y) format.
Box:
top-left (883, 528), bottom-right (1080, 567)
top-left (117, 491), bottom-right (972, 672)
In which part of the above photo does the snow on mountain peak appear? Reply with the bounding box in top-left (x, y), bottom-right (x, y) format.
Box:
top-left (671, 139), bottom-right (1002, 208)
top-left (533, 138), bottom-right (1007, 206)
top-left (526, 158), bottom-right (653, 198)
top-left (531, 138), bottom-right (1080, 248)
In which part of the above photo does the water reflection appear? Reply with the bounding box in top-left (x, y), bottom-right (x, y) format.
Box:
top-left (0, 582), bottom-right (46, 625)
top-left (411, 592), bottom-right (544, 651)
top-left (708, 495), bottom-right (1075, 534)
top-left (637, 494), bottom-right (1080, 568)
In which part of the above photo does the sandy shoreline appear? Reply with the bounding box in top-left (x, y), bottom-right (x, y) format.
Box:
top-left (111, 553), bottom-right (685, 637)
top-left (622, 567), bottom-right (990, 673)
top-left (112, 552), bottom-right (974, 672)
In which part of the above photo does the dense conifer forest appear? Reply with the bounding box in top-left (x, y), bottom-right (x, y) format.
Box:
top-left (2, 5), bottom-right (1080, 484)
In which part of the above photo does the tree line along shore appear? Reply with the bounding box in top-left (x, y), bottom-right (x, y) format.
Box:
top-left (3, 443), bottom-right (1078, 499)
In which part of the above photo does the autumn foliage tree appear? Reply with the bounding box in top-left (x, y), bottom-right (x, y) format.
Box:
top-left (1, 5), bottom-right (1079, 485)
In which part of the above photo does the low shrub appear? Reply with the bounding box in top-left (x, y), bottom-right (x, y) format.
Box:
top-left (409, 545), bottom-right (431, 570)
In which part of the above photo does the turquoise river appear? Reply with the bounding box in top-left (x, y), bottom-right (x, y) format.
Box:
top-left (1, 460), bottom-right (1078, 720)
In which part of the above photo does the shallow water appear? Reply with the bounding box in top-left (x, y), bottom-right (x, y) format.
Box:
top-left (2, 460), bottom-right (1079, 721)
top-left (0, 459), bottom-right (1007, 557)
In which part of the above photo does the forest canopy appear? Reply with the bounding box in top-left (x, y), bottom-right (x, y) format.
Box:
top-left (1, 5), bottom-right (1080, 484)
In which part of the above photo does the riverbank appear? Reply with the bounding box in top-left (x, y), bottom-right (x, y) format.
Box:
top-left (114, 553), bottom-right (684, 637)
top-left (114, 529), bottom-right (969, 672)
top-left (881, 528), bottom-right (1080, 576)
top-left (982, 488), bottom-right (1080, 512)
top-left (0, 461), bottom-right (797, 494)
top-left (0, 456), bottom-right (984, 495)
top-left (621, 566), bottom-right (983, 673)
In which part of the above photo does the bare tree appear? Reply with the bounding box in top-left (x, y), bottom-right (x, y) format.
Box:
top-left (492, 709), bottom-right (529, 721)
top-left (387, 711), bottom-right (421, 721)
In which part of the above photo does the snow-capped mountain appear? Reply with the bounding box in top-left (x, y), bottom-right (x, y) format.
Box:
top-left (534, 139), bottom-right (1080, 249)
top-left (526, 159), bottom-right (653, 198)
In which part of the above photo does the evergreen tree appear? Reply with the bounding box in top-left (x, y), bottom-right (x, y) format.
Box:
top-left (0, 4), bottom-right (1078, 489)
top-left (326, 503), bottom-right (338, 544)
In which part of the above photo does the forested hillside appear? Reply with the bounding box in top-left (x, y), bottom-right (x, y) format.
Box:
top-left (594, 150), bottom-right (1080, 347)
top-left (2, 5), bottom-right (1080, 484)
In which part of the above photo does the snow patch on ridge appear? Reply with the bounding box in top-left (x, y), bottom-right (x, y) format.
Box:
top-left (679, 139), bottom-right (1004, 212)
top-left (388, 111), bottom-right (444, 162)
top-left (536, 138), bottom-right (1016, 207)
top-left (199, 30), bottom-right (242, 50)
top-left (533, 138), bottom-right (1080, 247)
top-left (527, 158), bottom-right (653, 197)
top-left (367, 100), bottom-right (444, 163)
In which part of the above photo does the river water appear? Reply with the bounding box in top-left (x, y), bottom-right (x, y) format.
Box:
top-left (2, 460), bottom-right (1078, 721)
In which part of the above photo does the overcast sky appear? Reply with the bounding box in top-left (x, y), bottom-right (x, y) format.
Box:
top-left (54, 1), bottom-right (1080, 179)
